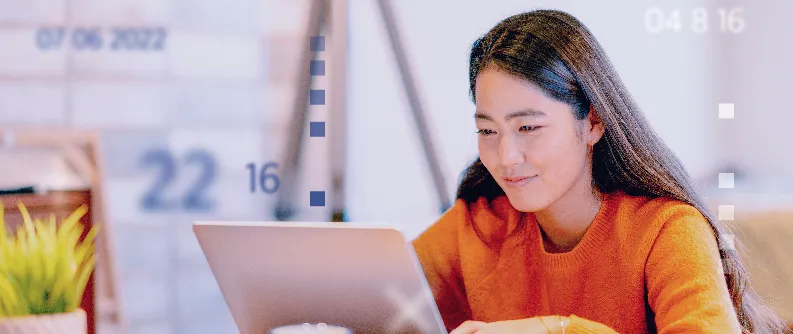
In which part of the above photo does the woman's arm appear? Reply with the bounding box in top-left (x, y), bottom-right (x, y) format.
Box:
top-left (644, 206), bottom-right (743, 333)
top-left (412, 200), bottom-right (474, 331)
top-left (452, 315), bottom-right (618, 334)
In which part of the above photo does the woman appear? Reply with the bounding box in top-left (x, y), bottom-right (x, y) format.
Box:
top-left (412, 9), bottom-right (788, 334)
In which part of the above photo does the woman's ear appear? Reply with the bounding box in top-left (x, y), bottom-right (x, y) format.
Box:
top-left (587, 105), bottom-right (605, 146)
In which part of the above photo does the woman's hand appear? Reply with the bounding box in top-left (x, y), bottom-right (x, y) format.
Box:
top-left (449, 317), bottom-right (557, 334)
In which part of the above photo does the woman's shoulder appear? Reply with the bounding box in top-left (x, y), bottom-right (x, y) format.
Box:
top-left (609, 191), bottom-right (706, 222)
top-left (607, 191), bottom-right (712, 248)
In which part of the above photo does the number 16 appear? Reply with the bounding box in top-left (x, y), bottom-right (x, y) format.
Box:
top-left (246, 162), bottom-right (280, 194)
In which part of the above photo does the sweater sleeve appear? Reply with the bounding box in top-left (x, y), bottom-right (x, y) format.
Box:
top-left (644, 206), bottom-right (743, 333)
top-left (411, 199), bottom-right (473, 331)
top-left (559, 206), bottom-right (743, 334)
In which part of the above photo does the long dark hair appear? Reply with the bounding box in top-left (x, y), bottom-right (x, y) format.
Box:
top-left (459, 9), bottom-right (788, 334)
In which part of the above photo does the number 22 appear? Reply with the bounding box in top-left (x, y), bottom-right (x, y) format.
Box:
top-left (140, 149), bottom-right (216, 211)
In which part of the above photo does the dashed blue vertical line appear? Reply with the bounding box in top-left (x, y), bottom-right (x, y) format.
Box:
top-left (309, 36), bottom-right (327, 208)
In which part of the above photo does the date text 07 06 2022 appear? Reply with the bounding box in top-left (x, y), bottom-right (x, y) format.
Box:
top-left (35, 27), bottom-right (167, 51)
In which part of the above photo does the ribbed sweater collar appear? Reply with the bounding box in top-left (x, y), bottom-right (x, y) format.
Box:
top-left (472, 191), bottom-right (620, 269)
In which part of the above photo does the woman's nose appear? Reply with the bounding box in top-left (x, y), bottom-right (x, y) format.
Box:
top-left (498, 136), bottom-right (525, 167)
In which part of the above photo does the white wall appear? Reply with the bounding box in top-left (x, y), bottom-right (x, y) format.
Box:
top-left (716, 0), bottom-right (793, 180)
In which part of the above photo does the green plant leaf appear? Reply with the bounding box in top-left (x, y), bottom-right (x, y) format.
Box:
top-left (69, 254), bottom-right (94, 311)
top-left (0, 274), bottom-right (20, 316)
top-left (17, 203), bottom-right (36, 248)
top-left (0, 204), bottom-right (98, 316)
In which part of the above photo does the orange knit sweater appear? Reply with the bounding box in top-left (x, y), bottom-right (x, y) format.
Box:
top-left (411, 191), bottom-right (742, 333)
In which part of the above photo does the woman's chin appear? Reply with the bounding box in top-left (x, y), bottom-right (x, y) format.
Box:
top-left (504, 191), bottom-right (547, 213)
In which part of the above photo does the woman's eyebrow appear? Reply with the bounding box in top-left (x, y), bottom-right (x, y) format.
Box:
top-left (474, 109), bottom-right (547, 121)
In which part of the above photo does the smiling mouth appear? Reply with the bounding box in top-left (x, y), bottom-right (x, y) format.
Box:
top-left (502, 176), bottom-right (536, 188)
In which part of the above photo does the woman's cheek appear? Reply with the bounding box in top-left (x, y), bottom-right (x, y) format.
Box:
top-left (530, 136), bottom-right (577, 187)
top-left (522, 136), bottom-right (557, 170)
top-left (477, 138), bottom-right (497, 165)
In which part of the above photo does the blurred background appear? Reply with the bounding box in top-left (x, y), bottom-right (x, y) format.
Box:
top-left (0, 0), bottom-right (790, 333)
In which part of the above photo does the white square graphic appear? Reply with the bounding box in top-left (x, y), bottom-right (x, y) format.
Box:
top-left (719, 103), bottom-right (734, 119)
top-left (718, 205), bottom-right (735, 221)
top-left (719, 173), bottom-right (735, 188)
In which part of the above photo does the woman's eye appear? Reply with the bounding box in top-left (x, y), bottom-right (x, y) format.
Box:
top-left (476, 129), bottom-right (495, 136)
top-left (520, 125), bottom-right (541, 132)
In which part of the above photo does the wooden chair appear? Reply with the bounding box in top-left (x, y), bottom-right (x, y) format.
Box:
top-left (0, 128), bottom-right (126, 334)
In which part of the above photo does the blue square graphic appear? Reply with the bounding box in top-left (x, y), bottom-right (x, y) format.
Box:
top-left (310, 191), bottom-right (325, 207)
top-left (309, 90), bottom-right (325, 105)
top-left (310, 60), bottom-right (325, 76)
top-left (310, 122), bottom-right (325, 137)
top-left (310, 36), bottom-right (325, 52)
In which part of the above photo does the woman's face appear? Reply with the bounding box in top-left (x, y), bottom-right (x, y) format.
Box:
top-left (474, 68), bottom-right (603, 212)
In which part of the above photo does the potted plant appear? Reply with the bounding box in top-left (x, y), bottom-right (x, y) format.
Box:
top-left (0, 202), bottom-right (98, 334)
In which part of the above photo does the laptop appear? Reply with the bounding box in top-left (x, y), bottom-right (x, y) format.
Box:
top-left (193, 221), bottom-right (449, 334)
